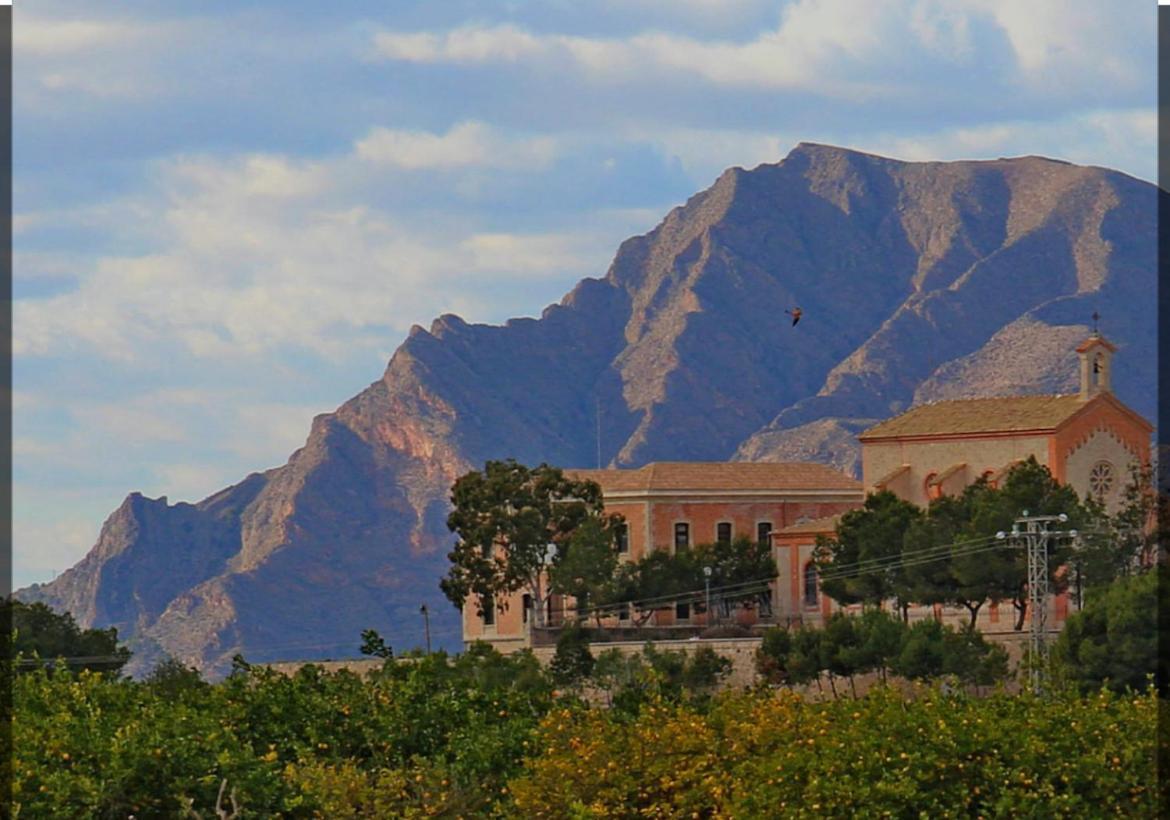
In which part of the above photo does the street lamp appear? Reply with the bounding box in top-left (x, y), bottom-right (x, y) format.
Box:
top-left (419, 604), bottom-right (431, 655)
top-left (703, 566), bottom-right (713, 625)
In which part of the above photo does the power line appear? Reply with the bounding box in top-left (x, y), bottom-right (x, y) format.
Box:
top-left (569, 528), bottom-right (1071, 621)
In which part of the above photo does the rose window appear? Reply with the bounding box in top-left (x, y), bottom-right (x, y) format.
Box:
top-left (1088, 460), bottom-right (1115, 498)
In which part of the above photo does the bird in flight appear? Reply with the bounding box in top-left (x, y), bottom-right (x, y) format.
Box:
top-left (785, 307), bottom-right (802, 326)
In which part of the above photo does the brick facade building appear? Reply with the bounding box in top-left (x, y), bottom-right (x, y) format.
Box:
top-left (461, 461), bottom-right (863, 650)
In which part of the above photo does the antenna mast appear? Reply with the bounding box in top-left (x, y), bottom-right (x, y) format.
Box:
top-left (596, 395), bottom-right (602, 469)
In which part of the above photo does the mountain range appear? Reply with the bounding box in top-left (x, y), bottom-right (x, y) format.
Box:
top-left (19, 143), bottom-right (1156, 678)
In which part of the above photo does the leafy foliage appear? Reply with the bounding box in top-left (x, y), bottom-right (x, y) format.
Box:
top-left (602, 535), bottom-right (776, 626)
top-left (546, 517), bottom-right (619, 625)
top-left (13, 621), bottom-right (1155, 817)
top-left (814, 491), bottom-right (923, 609)
top-left (511, 686), bottom-right (1159, 818)
top-left (590, 644), bottom-right (731, 713)
top-left (440, 460), bottom-right (620, 625)
top-left (1053, 567), bottom-right (1163, 695)
top-left (817, 459), bottom-right (1098, 631)
top-left (8, 599), bottom-right (131, 675)
top-left (359, 628), bottom-right (393, 659)
top-left (756, 610), bottom-right (1008, 694)
top-left (549, 624), bottom-right (595, 686)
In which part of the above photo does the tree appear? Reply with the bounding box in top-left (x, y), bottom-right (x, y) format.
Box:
top-left (1071, 463), bottom-right (1163, 599)
top-left (549, 624), bottom-right (594, 686)
top-left (7, 599), bottom-right (131, 675)
top-left (852, 608), bottom-right (908, 683)
top-left (905, 487), bottom-right (1015, 630)
top-left (440, 460), bottom-right (620, 627)
top-left (1053, 567), bottom-right (1162, 694)
top-left (693, 536), bottom-right (778, 614)
top-left (897, 459), bottom-right (1089, 631)
top-left (900, 496), bottom-right (965, 616)
top-left (814, 491), bottom-right (923, 614)
top-left (359, 629), bottom-right (393, 659)
top-left (940, 628), bottom-right (1008, 688)
top-left (755, 627), bottom-right (792, 686)
top-left (892, 619), bottom-right (946, 681)
top-left (964, 457), bottom-right (1084, 630)
top-left (819, 613), bottom-right (864, 697)
top-left (546, 518), bottom-right (619, 627)
top-left (609, 550), bottom-right (696, 627)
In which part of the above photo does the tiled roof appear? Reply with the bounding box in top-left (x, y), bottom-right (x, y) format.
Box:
top-left (1075, 333), bottom-right (1117, 353)
top-left (567, 461), bottom-right (862, 494)
top-left (776, 514), bottom-right (844, 535)
top-left (859, 394), bottom-right (1086, 440)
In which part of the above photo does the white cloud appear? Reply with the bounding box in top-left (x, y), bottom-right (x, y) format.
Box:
top-left (860, 108), bottom-right (1156, 181)
top-left (460, 231), bottom-right (607, 276)
top-left (14, 18), bottom-right (153, 56)
top-left (355, 121), bottom-right (558, 170)
top-left (974, 0), bottom-right (1151, 89)
top-left (13, 127), bottom-right (642, 364)
top-left (374, 24), bottom-right (547, 64)
top-left (15, 13), bottom-right (198, 101)
top-left (629, 126), bottom-right (793, 180)
top-left (371, 0), bottom-right (1150, 102)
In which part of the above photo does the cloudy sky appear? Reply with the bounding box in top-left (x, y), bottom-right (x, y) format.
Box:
top-left (13, 0), bottom-right (1156, 589)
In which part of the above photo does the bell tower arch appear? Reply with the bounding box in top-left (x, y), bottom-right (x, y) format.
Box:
top-left (1076, 332), bottom-right (1116, 401)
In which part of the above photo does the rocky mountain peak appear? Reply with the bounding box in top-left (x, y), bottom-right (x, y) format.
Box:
top-left (19, 144), bottom-right (1155, 677)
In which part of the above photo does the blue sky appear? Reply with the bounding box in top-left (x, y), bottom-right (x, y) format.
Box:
top-left (13, 0), bottom-right (1156, 589)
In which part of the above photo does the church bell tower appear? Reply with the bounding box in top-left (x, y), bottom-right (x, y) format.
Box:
top-left (1076, 331), bottom-right (1116, 401)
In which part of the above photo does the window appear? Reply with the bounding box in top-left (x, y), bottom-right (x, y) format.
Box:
top-left (618, 603), bottom-right (630, 622)
top-left (923, 472), bottom-right (939, 500)
top-left (757, 521), bottom-right (773, 546)
top-left (716, 522), bottom-right (733, 544)
top-left (522, 594), bottom-right (532, 624)
top-left (674, 522), bottom-right (690, 551)
top-left (615, 523), bottom-right (629, 554)
top-left (482, 594), bottom-right (495, 626)
top-left (675, 602), bottom-right (691, 621)
top-left (1089, 460), bottom-right (1115, 499)
top-left (803, 563), bottom-right (818, 608)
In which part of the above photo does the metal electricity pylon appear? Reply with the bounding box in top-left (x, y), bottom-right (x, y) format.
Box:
top-left (998, 512), bottom-right (1078, 695)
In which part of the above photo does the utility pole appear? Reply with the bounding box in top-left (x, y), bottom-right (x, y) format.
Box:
top-left (419, 604), bottom-right (431, 655)
top-left (998, 511), bottom-right (1078, 696)
top-left (703, 566), bottom-right (713, 626)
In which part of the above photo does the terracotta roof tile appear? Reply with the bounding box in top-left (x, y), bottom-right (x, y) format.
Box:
top-left (776, 514), bottom-right (844, 535)
top-left (1075, 333), bottom-right (1117, 353)
top-left (859, 394), bottom-right (1086, 439)
top-left (567, 461), bottom-right (861, 494)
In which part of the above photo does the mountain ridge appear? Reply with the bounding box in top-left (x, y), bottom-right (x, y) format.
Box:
top-left (19, 144), bottom-right (1156, 678)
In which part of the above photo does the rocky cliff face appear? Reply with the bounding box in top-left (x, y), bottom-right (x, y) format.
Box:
top-left (19, 144), bottom-right (1156, 678)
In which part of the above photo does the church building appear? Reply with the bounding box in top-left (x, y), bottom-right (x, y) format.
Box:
top-left (858, 332), bottom-right (1150, 511)
top-left (773, 331), bottom-right (1151, 630)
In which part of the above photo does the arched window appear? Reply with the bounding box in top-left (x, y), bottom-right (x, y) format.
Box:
top-left (716, 522), bottom-right (733, 544)
top-left (803, 562), bottom-right (819, 608)
top-left (923, 472), bottom-right (939, 500)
